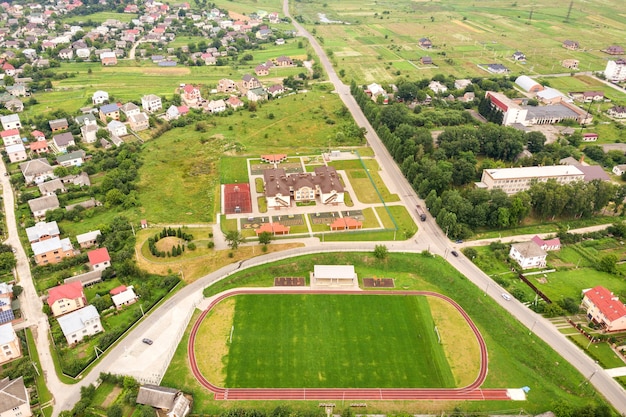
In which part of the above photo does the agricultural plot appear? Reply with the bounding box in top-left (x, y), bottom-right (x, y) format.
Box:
top-left (292, 0), bottom-right (626, 82)
top-left (207, 294), bottom-right (458, 388)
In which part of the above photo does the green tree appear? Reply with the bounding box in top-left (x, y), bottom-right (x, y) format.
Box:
top-left (0, 253), bottom-right (16, 273)
top-left (373, 244), bottom-right (389, 260)
top-left (224, 230), bottom-right (244, 250)
top-left (258, 231), bottom-right (272, 245)
top-left (544, 303), bottom-right (565, 318)
top-left (597, 254), bottom-right (617, 274)
top-left (107, 405), bottom-right (123, 417)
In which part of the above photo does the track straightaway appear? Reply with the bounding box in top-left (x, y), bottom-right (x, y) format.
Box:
top-left (188, 289), bottom-right (510, 401)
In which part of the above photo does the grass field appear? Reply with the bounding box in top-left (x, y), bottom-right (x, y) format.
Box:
top-left (199, 294), bottom-right (456, 388)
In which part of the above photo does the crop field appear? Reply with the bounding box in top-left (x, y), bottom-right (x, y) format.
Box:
top-left (198, 294), bottom-right (458, 388)
top-left (287, 0), bottom-right (626, 82)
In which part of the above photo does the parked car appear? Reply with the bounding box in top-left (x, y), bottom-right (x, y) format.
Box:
top-left (142, 338), bottom-right (153, 345)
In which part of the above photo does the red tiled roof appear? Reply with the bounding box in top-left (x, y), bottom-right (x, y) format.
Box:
top-left (1, 129), bottom-right (19, 137)
top-left (88, 247), bottom-right (110, 265)
top-left (585, 286), bottom-right (626, 322)
top-left (110, 285), bottom-right (127, 296)
top-left (47, 281), bottom-right (83, 306)
top-left (30, 141), bottom-right (48, 151)
top-left (261, 154), bottom-right (287, 163)
top-left (255, 222), bottom-right (289, 235)
top-left (330, 217), bottom-right (363, 229)
top-left (177, 105), bottom-right (189, 114)
top-left (32, 130), bottom-right (45, 138)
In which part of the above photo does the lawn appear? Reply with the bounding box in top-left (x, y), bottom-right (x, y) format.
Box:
top-left (200, 294), bottom-right (456, 388)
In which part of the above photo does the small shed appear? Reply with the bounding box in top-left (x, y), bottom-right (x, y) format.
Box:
top-left (311, 265), bottom-right (357, 288)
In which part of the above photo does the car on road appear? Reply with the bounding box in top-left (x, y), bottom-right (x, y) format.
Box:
top-left (455, 239), bottom-right (463, 244)
top-left (451, 250), bottom-right (459, 257)
top-left (142, 338), bottom-right (153, 345)
top-left (501, 293), bottom-right (511, 301)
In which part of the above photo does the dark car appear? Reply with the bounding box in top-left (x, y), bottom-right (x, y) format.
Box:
top-left (142, 338), bottom-right (153, 345)
top-left (451, 250), bottom-right (459, 257)
top-left (455, 239), bottom-right (463, 244)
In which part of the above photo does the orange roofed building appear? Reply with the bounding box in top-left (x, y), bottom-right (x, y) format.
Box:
top-left (47, 281), bottom-right (86, 317)
top-left (330, 217), bottom-right (363, 231)
top-left (582, 286), bottom-right (626, 332)
top-left (255, 222), bottom-right (290, 235)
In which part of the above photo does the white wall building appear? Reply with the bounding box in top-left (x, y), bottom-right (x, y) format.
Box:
top-left (477, 165), bottom-right (585, 195)
top-left (604, 59), bottom-right (626, 83)
top-left (57, 305), bottom-right (103, 345)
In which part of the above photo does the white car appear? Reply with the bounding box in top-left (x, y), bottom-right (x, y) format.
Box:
top-left (501, 293), bottom-right (511, 301)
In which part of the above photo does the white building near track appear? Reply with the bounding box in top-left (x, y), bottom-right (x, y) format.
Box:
top-left (311, 265), bottom-right (358, 288)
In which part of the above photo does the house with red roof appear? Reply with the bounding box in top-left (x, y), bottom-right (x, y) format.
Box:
top-left (1, 129), bottom-right (21, 146)
top-left (530, 235), bottom-right (561, 251)
top-left (260, 154), bottom-right (287, 164)
top-left (88, 247), bottom-right (111, 270)
top-left (330, 217), bottom-right (363, 231)
top-left (582, 286), bottom-right (626, 332)
top-left (182, 84), bottom-right (201, 104)
top-left (47, 281), bottom-right (86, 317)
top-left (29, 140), bottom-right (49, 155)
top-left (110, 285), bottom-right (137, 309)
top-left (255, 222), bottom-right (290, 236)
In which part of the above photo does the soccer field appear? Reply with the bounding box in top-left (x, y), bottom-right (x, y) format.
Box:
top-left (222, 294), bottom-right (456, 388)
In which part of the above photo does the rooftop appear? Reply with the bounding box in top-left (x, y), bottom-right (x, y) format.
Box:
top-left (485, 165), bottom-right (584, 180)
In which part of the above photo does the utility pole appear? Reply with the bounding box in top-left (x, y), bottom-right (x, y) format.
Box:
top-left (565, 0), bottom-right (574, 22)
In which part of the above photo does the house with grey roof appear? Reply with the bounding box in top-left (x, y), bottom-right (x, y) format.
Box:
top-left (0, 114), bottom-right (21, 130)
top-left (26, 221), bottom-right (60, 243)
top-left (19, 158), bottom-right (55, 184)
top-left (38, 179), bottom-right (66, 196)
top-left (137, 385), bottom-right (191, 417)
top-left (76, 230), bottom-right (101, 249)
top-left (52, 132), bottom-right (75, 153)
top-left (120, 102), bottom-right (140, 117)
top-left (57, 150), bottom-right (86, 167)
top-left (49, 118), bottom-right (68, 132)
top-left (28, 195), bottom-right (60, 219)
top-left (107, 120), bottom-right (127, 137)
top-left (75, 113), bottom-right (97, 127)
top-left (57, 305), bottom-right (103, 345)
top-left (509, 241), bottom-right (547, 269)
top-left (0, 377), bottom-right (30, 417)
top-left (0, 325), bottom-right (21, 365)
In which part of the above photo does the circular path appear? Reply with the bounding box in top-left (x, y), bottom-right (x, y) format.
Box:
top-left (188, 289), bottom-right (511, 401)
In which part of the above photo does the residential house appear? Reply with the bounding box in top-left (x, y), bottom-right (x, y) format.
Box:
top-left (562, 59), bottom-right (579, 70)
top-left (275, 56), bottom-right (293, 67)
top-left (458, 92), bottom-right (476, 103)
top-left (608, 106), bottom-right (626, 118)
top-left (182, 84), bottom-right (202, 103)
top-left (0, 114), bottom-right (20, 130)
top-left (582, 133), bottom-right (598, 142)
top-left (242, 74), bottom-right (261, 90)
top-left (0, 377), bottom-right (31, 417)
top-left (76, 230), bottom-right (101, 249)
top-left (75, 114), bottom-right (97, 127)
top-left (47, 281), bottom-right (85, 317)
top-left (49, 118), bottom-right (68, 132)
top-left (429, 80), bottom-right (447, 94)
top-left (57, 305), bottom-right (103, 344)
top-left (256, 28), bottom-right (272, 40)
top-left (581, 286), bottom-right (626, 332)
top-left (0, 325), bottom-right (21, 365)
top-left (420, 56), bottom-right (433, 65)
top-left (99, 103), bottom-right (120, 122)
top-left (92, 90), bottom-right (109, 105)
top-left (110, 285), bottom-right (138, 309)
top-left (509, 241), bottom-right (547, 269)
top-left (81, 124), bottom-right (98, 143)
top-left (1, 63), bottom-right (15, 77)
top-left (226, 96), bottom-right (244, 109)
top-left (563, 40), bottom-right (579, 50)
top-left (366, 83), bottom-right (388, 103)
top-left (4, 99), bottom-right (23, 113)
top-left (32, 236), bottom-right (74, 266)
top-left (1, 129), bottom-right (21, 146)
top-left (120, 102), bottom-right (140, 118)
top-left (255, 64), bottom-right (269, 76)
top-left (0, 284), bottom-right (13, 325)
top-left (512, 51), bottom-right (526, 61)
top-left (136, 385), bottom-right (191, 417)
top-left (247, 87), bottom-right (268, 102)
top-left (19, 158), bottom-right (54, 184)
top-left (107, 120), bottom-right (127, 137)
top-left (28, 194), bottom-right (60, 219)
top-left (128, 113), bottom-right (149, 131)
top-left (569, 91), bottom-right (604, 102)
top-left (30, 139), bottom-right (50, 155)
top-left (267, 84), bottom-right (284, 97)
top-left (57, 150), bottom-right (86, 167)
top-left (26, 221), bottom-right (60, 243)
top-left (612, 164), bottom-right (626, 176)
top-left (5, 144), bottom-right (26, 163)
top-left (52, 132), bottom-right (75, 153)
top-left (275, 38), bottom-right (285, 45)
top-left (165, 105), bottom-right (180, 121)
top-left (201, 53), bottom-right (216, 65)
top-left (483, 63), bottom-right (510, 74)
top-left (530, 235), bottom-right (561, 251)
top-left (142, 94), bottom-right (162, 113)
top-left (206, 99), bottom-right (226, 113)
top-left (88, 247), bottom-right (111, 270)
top-left (217, 79), bottom-right (236, 93)
top-left (454, 79), bottom-right (472, 90)
top-left (58, 48), bottom-right (73, 60)
top-left (100, 51), bottom-right (117, 66)
top-left (603, 45), bottom-right (624, 55)
top-left (419, 38), bottom-right (432, 49)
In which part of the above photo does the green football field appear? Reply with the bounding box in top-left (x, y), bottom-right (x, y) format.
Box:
top-left (224, 294), bottom-right (455, 388)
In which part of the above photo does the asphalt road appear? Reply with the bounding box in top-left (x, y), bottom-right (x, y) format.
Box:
top-left (9, 1), bottom-right (626, 415)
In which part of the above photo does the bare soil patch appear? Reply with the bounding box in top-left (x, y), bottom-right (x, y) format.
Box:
top-left (101, 386), bottom-right (122, 408)
top-left (363, 278), bottom-right (395, 288)
top-left (274, 277), bottom-right (305, 286)
top-left (427, 297), bottom-right (480, 387)
top-left (155, 236), bottom-right (185, 252)
top-left (195, 298), bottom-right (235, 386)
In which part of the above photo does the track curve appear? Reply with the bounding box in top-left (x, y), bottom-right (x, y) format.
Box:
top-left (188, 289), bottom-right (510, 401)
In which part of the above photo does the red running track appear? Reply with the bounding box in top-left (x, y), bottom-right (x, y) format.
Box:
top-left (188, 289), bottom-right (511, 401)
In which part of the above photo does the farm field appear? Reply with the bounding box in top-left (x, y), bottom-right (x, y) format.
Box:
top-left (199, 294), bottom-right (458, 389)
top-left (287, 0), bottom-right (626, 82)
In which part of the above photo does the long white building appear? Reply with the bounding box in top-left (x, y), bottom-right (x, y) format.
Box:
top-left (477, 165), bottom-right (585, 195)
